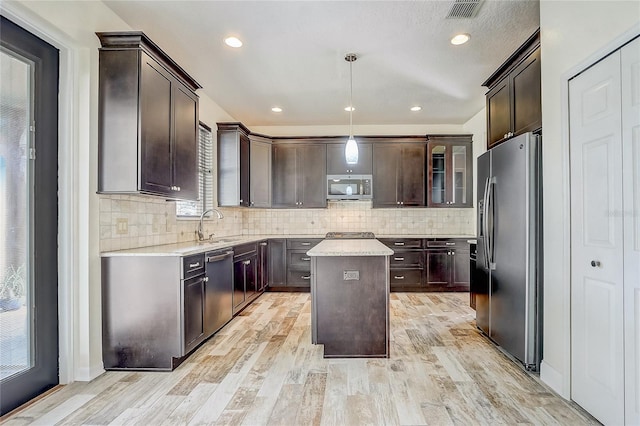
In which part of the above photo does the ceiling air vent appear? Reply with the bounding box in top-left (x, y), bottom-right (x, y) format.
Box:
top-left (446, 0), bottom-right (483, 19)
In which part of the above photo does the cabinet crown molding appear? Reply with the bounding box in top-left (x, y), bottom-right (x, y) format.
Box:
top-left (96, 31), bottom-right (202, 92)
top-left (482, 28), bottom-right (540, 89)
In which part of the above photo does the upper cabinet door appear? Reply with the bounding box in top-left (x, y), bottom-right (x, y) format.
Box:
top-left (272, 144), bottom-right (299, 208)
top-left (172, 83), bottom-right (199, 200)
top-left (373, 144), bottom-right (401, 207)
top-left (400, 145), bottom-right (426, 206)
top-left (140, 55), bottom-right (173, 195)
top-left (483, 29), bottom-right (540, 149)
top-left (326, 143), bottom-right (372, 175)
top-left (299, 144), bottom-right (327, 208)
top-left (512, 47), bottom-right (542, 136)
top-left (427, 136), bottom-right (473, 207)
top-left (249, 137), bottom-right (272, 208)
top-left (486, 79), bottom-right (511, 148)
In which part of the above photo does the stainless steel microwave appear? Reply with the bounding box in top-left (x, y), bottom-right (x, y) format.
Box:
top-left (327, 175), bottom-right (373, 200)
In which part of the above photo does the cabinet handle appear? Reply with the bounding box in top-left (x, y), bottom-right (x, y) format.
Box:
top-left (590, 260), bottom-right (601, 267)
top-left (176, 186), bottom-right (181, 191)
top-left (259, 242), bottom-right (267, 246)
top-left (203, 277), bottom-right (209, 282)
top-left (302, 257), bottom-right (311, 261)
top-left (301, 242), bottom-right (311, 246)
top-left (189, 262), bottom-right (200, 268)
top-left (401, 201), bottom-right (404, 205)
top-left (394, 242), bottom-right (405, 246)
top-left (243, 260), bottom-right (251, 265)
top-left (445, 242), bottom-right (455, 246)
top-left (394, 275), bottom-right (405, 280)
top-left (394, 257), bottom-right (405, 261)
top-left (302, 275), bottom-right (311, 280)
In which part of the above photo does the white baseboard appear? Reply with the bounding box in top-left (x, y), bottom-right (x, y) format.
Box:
top-left (540, 360), bottom-right (569, 399)
top-left (75, 363), bottom-right (105, 382)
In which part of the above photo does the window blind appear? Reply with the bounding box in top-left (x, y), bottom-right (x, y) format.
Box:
top-left (176, 123), bottom-right (213, 217)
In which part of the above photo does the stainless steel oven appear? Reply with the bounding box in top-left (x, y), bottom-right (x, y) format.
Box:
top-left (327, 175), bottom-right (372, 200)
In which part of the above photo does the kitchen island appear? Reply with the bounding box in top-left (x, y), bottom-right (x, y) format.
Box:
top-left (307, 238), bottom-right (393, 358)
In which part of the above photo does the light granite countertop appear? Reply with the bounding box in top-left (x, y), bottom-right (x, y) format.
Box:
top-left (307, 239), bottom-right (393, 257)
top-left (101, 233), bottom-right (475, 257)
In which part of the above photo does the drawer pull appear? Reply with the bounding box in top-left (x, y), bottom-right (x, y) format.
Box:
top-left (301, 257), bottom-right (311, 261)
top-left (302, 275), bottom-right (311, 280)
top-left (189, 262), bottom-right (201, 268)
top-left (301, 242), bottom-right (311, 246)
top-left (445, 242), bottom-right (456, 246)
top-left (394, 242), bottom-right (405, 246)
top-left (394, 257), bottom-right (405, 261)
top-left (394, 275), bottom-right (405, 280)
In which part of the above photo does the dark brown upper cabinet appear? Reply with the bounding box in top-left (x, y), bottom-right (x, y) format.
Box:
top-left (97, 32), bottom-right (201, 200)
top-left (372, 141), bottom-right (426, 208)
top-left (272, 143), bottom-right (327, 208)
top-left (427, 135), bottom-right (473, 208)
top-left (326, 142), bottom-right (373, 175)
top-left (483, 29), bottom-right (541, 149)
top-left (217, 123), bottom-right (272, 208)
top-left (218, 123), bottom-right (251, 207)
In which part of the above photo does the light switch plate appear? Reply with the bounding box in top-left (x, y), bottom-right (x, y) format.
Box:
top-left (343, 270), bottom-right (360, 281)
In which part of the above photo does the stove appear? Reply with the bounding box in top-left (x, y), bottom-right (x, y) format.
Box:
top-left (324, 231), bottom-right (376, 239)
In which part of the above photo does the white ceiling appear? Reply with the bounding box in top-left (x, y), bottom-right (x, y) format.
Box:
top-left (103, 0), bottom-right (540, 127)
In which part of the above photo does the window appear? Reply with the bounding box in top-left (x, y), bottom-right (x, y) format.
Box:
top-left (176, 123), bottom-right (213, 217)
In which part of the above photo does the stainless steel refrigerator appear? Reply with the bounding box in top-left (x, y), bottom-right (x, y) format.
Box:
top-left (476, 132), bottom-right (542, 371)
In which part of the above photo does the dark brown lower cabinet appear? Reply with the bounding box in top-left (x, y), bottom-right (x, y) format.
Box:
top-left (425, 239), bottom-right (470, 291)
top-left (183, 274), bottom-right (205, 352)
top-left (268, 239), bottom-right (286, 287)
top-left (232, 243), bottom-right (258, 314)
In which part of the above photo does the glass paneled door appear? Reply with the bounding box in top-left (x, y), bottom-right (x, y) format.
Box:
top-left (0, 16), bottom-right (59, 415)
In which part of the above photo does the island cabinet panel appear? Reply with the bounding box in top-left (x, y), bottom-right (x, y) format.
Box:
top-left (97, 32), bottom-right (200, 200)
top-left (326, 142), bottom-right (373, 174)
top-left (372, 143), bottom-right (426, 207)
top-left (313, 256), bottom-right (389, 357)
top-left (272, 143), bottom-right (327, 208)
top-left (483, 29), bottom-right (541, 149)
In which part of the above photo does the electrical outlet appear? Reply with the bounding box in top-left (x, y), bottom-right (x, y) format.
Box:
top-left (343, 270), bottom-right (360, 281)
top-left (116, 218), bottom-right (128, 235)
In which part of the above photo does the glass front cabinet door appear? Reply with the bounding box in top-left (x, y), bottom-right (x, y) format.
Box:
top-left (427, 136), bottom-right (473, 207)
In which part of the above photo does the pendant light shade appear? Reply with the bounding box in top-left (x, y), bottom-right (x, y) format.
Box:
top-left (345, 53), bottom-right (358, 165)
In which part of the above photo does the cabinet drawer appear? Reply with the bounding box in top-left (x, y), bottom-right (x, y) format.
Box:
top-left (233, 242), bottom-right (257, 259)
top-left (426, 239), bottom-right (467, 248)
top-left (288, 250), bottom-right (313, 269)
top-left (183, 253), bottom-right (205, 279)
top-left (287, 270), bottom-right (312, 286)
top-left (390, 269), bottom-right (423, 286)
top-left (380, 238), bottom-right (423, 249)
top-left (390, 251), bottom-right (423, 268)
top-left (287, 238), bottom-right (322, 250)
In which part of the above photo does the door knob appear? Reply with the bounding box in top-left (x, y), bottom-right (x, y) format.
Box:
top-left (590, 260), bottom-right (601, 267)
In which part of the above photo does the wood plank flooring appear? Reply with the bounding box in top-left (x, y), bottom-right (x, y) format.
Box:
top-left (3, 292), bottom-right (597, 425)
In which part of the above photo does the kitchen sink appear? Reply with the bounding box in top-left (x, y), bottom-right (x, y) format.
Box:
top-left (198, 237), bottom-right (241, 245)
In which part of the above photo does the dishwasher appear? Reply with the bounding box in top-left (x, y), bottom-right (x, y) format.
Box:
top-left (204, 249), bottom-right (234, 336)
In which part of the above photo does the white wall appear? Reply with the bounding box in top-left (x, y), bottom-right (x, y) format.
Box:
top-left (539, 0), bottom-right (640, 398)
top-left (2, 0), bottom-right (236, 383)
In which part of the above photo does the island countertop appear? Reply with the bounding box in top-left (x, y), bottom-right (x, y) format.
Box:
top-left (307, 239), bottom-right (393, 257)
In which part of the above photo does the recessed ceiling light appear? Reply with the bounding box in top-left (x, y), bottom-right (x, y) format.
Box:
top-left (410, 106), bottom-right (422, 112)
top-left (224, 36), bottom-right (243, 48)
top-left (451, 33), bottom-right (470, 45)
top-left (271, 107), bottom-right (282, 113)
top-left (344, 106), bottom-right (355, 112)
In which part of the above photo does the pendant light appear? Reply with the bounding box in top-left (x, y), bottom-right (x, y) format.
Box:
top-left (345, 53), bottom-right (359, 165)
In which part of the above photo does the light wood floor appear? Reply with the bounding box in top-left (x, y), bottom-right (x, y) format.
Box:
top-left (3, 292), bottom-right (597, 426)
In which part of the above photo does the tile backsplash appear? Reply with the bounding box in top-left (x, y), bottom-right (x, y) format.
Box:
top-left (99, 196), bottom-right (474, 252)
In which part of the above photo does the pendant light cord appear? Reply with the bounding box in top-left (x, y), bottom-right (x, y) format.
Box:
top-left (349, 58), bottom-right (353, 138)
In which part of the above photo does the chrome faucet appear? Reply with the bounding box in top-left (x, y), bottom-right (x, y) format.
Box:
top-left (197, 208), bottom-right (224, 241)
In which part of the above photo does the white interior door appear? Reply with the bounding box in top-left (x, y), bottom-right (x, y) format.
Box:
top-left (569, 51), bottom-right (625, 425)
top-left (622, 37), bottom-right (640, 426)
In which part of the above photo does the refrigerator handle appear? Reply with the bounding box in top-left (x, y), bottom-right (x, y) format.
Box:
top-left (482, 177), bottom-right (491, 269)
top-left (487, 176), bottom-right (497, 270)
